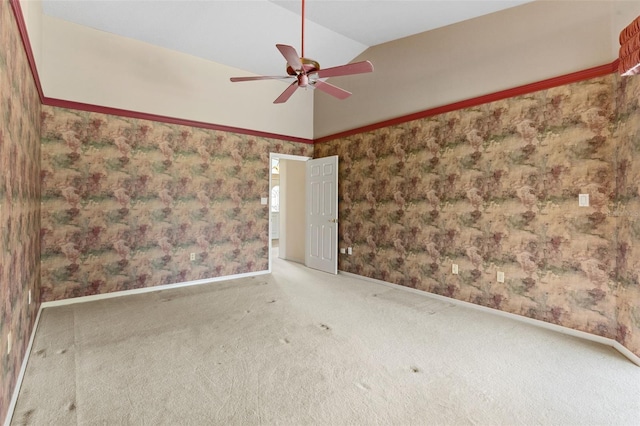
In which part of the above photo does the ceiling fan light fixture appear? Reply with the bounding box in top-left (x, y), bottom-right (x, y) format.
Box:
top-left (297, 74), bottom-right (310, 87)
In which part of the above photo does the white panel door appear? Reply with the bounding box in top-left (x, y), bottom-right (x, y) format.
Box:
top-left (305, 156), bottom-right (338, 274)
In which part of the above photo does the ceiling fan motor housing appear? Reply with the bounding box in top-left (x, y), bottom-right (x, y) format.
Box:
top-left (286, 57), bottom-right (320, 76)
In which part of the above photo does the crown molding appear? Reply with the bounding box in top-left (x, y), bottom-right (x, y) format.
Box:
top-left (43, 98), bottom-right (315, 144)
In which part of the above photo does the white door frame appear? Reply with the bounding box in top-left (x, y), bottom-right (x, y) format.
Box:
top-left (268, 152), bottom-right (311, 272)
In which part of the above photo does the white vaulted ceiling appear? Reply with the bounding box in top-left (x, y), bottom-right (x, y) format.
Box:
top-left (41, 0), bottom-right (534, 77)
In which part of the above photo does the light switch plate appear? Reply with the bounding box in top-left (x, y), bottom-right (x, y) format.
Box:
top-left (261, 197), bottom-right (268, 205)
top-left (497, 271), bottom-right (505, 283)
top-left (452, 264), bottom-right (459, 275)
top-left (578, 194), bottom-right (589, 207)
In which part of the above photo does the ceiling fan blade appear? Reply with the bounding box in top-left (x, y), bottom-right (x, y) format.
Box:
top-left (314, 61), bottom-right (374, 79)
top-left (274, 81), bottom-right (299, 104)
top-left (230, 76), bottom-right (292, 82)
top-left (276, 44), bottom-right (303, 72)
top-left (313, 80), bottom-right (352, 100)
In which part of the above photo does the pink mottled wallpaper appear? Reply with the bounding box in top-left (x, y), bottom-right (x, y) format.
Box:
top-left (315, 74), bottom-right (640, 358)
top-left (40, 106), bottom-right (312, 301)
top-left (0, 0), bottom-right (42, 422)
top-left (613, 74), bottom-right (640, 359)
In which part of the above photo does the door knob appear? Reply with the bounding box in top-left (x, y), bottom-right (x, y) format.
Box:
top-left (329, 218), bottom-right (338, 223)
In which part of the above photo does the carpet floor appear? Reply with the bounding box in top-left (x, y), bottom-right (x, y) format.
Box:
top-left (10, 257), bottom-right (640, 425)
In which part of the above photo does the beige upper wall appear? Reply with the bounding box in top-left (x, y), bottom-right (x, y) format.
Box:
top-left (39, 15), bottom-right (314, 139)
top-left (314, 1), bottom-right (640, 139)
top-left (20, 1), bottom-right (640, 140)
top-left (19, 0), bottom-right (42, 71)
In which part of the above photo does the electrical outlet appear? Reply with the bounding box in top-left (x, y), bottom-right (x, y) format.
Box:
top-left (28, 290), bottom-right (31, 305)
top-left (347, 247), bottom-right (353, 255)
top-left (190, 252), bottom-right (196, 261)
top-left (497, 271), bottom-right (505, 283)
top-left (340, 248), bottom-right (346, 254)
top-left (7, 332), bottom-right (11, 354)
top-left (452, 264), bottom-right (459, 275)
top-left (579, 194), bottom-right (589, 207)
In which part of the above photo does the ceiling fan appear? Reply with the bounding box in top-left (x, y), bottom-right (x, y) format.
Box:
top-left (229, 0), bottom-right (374, 104)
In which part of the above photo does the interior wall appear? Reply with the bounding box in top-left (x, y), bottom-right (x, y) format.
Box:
top-left (613, 73), bottom-right (640, 359)
top-left (314, 1), bottom-right (640, 138)
top-left (17, 0), bottom-right (41, 71)
top-left (40, 15), bottom-right (314, 140)
top-left (315, 73), bottom-right (640, 359)
top-left (279, 159), bottom-right (306, 264)
top-left (0, 1), bottom-right (42, 423)
top-left (40, 105), bottom-right (312, 301)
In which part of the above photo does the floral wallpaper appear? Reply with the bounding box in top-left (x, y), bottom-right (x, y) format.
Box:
top-left (0, 0), bottom-right (42, 423)
top-left (315, 73), bottom-right (640, 359)
top-left (40, 106), bottom-right (312, 301)
top-left (614, 74), bottom-right (640, 359)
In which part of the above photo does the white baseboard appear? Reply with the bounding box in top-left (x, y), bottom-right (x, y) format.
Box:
top-left (41, 270), bottom-right (269, 308)
top-left (339, 271), bottom-right (640, 368)
top-left (5, 306), bottom-right (43, 426)
top-left (612, 341), bottom-right (640, 366)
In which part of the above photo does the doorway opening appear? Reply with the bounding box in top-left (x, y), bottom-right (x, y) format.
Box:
top-left (268, 153), bottom-right (310, 272)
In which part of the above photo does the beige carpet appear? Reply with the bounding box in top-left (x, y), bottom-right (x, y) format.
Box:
top-left (11, 256), bottom-right (640, 425)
